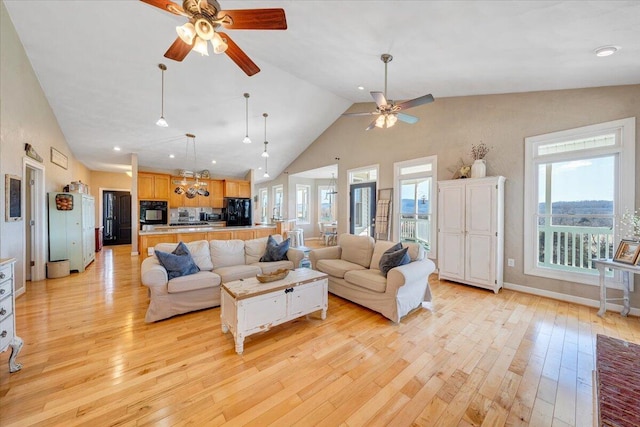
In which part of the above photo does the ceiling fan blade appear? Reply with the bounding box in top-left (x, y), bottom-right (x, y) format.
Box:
top-left (396, 94), bottom-right (435, 111)
top-left (219, 32), bottom-right (260, 76)
top-left (219, 9), bottom-right (287, 30)
top-left (139, 0), bottom-right (186, 16)
top-left (371, 91), bottom-right (388, 108)
top-left (365, 119), bottom-right (378, 131)
top-left (342, 112), bottom-right (377, 117)
top-left (164, 37), bottom-right (192, 62)
top-left (397, 113), bottom-right (419, 124)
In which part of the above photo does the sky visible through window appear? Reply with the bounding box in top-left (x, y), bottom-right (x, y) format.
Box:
top-left (539, 155), bottom-right (614, 203)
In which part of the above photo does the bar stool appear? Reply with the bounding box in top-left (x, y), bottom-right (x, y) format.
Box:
top-left (294, 228), bottom-right (304, 247)
top-left (285, 230), bottom-right (301, 248)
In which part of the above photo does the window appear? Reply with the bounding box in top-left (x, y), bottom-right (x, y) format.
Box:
top-left (272, 185), bottom-right (284, 220)
top-left (258, 188), bottom-right (268, 223)
top-left (318, 185), bottom-right (336, 222)
top-left (296, 184), bottom-right (310, 224)
top-left (524, 118), bottom-right (635, 287)
top-left (394, 156), bottom-right (437, 258)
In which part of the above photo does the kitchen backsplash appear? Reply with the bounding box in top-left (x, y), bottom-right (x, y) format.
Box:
top-left (169, 207), bottom-right (222, 222)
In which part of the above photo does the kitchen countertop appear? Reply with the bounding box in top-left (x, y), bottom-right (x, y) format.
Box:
top-left (139, 224), bottom-right (277, 235)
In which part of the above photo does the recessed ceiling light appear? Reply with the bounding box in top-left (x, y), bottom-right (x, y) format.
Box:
top-left (211, 160), bottom-right (217, 164)
top-left (594, 45), bottom-right (620, 57)
top-left (113, 146), bottom-right (121, 151)
top-left (258, 166), bottom-right (262, 170)
top-left (357, 86), bottom-right (365, 90)
top-left (169, 154), bottom-right (175, 158)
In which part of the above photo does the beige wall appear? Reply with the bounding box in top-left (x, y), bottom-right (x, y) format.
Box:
top-left (1, 3), bottom-right (91, 293)
top-left (89, 171), bottom-right (132, 225)
top-left (277, 85), bottom-right (640, 309)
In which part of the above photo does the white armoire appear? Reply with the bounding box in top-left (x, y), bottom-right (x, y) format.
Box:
top-left (437, 176), bottom-right (505, 293)
top-left (48, 192), bottom-right (95, 272)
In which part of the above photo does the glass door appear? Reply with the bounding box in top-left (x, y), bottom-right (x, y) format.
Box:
top-left (350, 182), bottom-right (376, 237)
top-left (399, 177), bottom-right (432, 251)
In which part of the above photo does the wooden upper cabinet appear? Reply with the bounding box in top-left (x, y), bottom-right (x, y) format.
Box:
top-left (209, 180), bottom-right (224, 208)
top-left (224, 180), bottom-right (251, 198)
top-left (138, 173), bottom-right (170, 200)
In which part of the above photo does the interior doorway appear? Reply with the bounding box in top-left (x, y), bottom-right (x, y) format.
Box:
top-left (103, 191), bottom-right (132, 245)
top-left (23, 158), bottom-right (46, 284)
top-left (349, 182), bottom-right (376, 237)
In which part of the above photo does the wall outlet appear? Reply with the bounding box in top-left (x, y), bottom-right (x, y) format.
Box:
top-left (507, 258), bottom-right (515, 267)
top-left (148, 247), bottom-right (155, 256)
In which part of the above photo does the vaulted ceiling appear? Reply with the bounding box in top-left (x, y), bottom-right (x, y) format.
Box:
top-left (4, 1), bottom-right (639, 182)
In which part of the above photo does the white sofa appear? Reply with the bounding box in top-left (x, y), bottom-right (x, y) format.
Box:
top-left (309, 234), bottom-right (435, 322)
top-left (141, 234), bottom-right (304, 322)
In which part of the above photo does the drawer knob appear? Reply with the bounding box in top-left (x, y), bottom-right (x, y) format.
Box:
top-left (0, 308), bottom-right (5, 316)
top-left (0, 273), bottom-right (4, 279)
top-left (0, 289), bottom-right (5, 295)
top-left (0, 331), bottom-right (6, 338)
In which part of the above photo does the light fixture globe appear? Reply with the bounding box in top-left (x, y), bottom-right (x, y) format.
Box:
top-left (156, 63), bottom-right (168, 128)
top-left (242, 93), bottom-right (251, 144)
top-left (194, 18), bottom-right (214, 40)
top-left (156, 116), bottom-right (168, 127)
top-left (211, 32), bottom-right (228, 54)
top-left (193, 36), bottom-right (209, 56)
top-left (176, 22), bottom-right (196, 45)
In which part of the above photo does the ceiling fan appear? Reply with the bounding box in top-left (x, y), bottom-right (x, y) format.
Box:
top-left (343, 54), bottom-right (435, 130)
top-left (140, 0), bottom-right (287, 76)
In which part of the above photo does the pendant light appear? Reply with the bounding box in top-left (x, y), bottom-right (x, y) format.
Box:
top-left (261, 113), bottom-right (269, 158)
top-left (242, 93), bottom-right (251, 144)
top-left (156, 64), bottom-right (168, 127)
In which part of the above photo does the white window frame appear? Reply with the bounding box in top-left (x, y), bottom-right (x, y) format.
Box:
top-left (317, 184), bottom-right (336, 223)
top-left (393, 156), bottom-right (438, 259)
top-left (295, 184), bottom-right (311, 224)
top-left (524, 117), bottom-right (635, 287)
top-left (272, 185), bottom-right (284, 220)
top-left (258, 187), bottom-right (268, 223)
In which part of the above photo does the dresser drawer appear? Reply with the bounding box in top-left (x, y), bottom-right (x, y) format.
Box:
top-left (0, 314), bottom-right (15, 352)
top-left (0, 279), bottom-right (12, 303)
top-left (0, 264), bottom-right (12, 283)
top-left (0, 293), bottom-right (12, 322)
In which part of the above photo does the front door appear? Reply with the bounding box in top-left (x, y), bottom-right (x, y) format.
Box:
top-left (349, 182), bottom-right (376, 237)
top-left (103, 191), bottom-right (132, 245)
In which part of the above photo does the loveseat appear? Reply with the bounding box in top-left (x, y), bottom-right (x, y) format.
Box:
top-left (309, 234), bottom-right (435, 322)
top-left (140, 235), bottom-right (303, 322)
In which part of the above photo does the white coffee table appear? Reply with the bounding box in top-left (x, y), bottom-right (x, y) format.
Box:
top-left (221, 268), bottom-right (328, 354)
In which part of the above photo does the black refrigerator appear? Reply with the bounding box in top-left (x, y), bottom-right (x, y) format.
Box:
top-left (224, 198), bottom-right (252, 226)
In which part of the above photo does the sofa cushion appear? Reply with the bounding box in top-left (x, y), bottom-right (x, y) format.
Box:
top-left (167, 271), bottom-right (221, 293)
top-left (245, 235), bottom-right (276, 264)
top-left (155, 242), bottom-right (200, 280)
top-left (344, 269), bottom-right (388, 293)
top-left (316, 258), bottom-right (366, 279)
top-left (371, 241), bottom-right (401, 270)
top-left (251, 260), bottom-right (294, 274)
top-left (260, 235), bottom-right (290, 262)
top-left (379, 246), bottom-right (410, 277)
top-left (338, 234), bottom-right (375, 268)
top-left (155, 240), bottom-right (213, 271)
top-left (404, 242), bottom-right (425, 261)
top-left (214, 265), bottom-right (261, 283)
top-left (210, 240), bottom-right (245, 269)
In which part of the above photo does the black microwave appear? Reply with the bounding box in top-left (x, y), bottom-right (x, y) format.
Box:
top-left (140, 200), bottom-right (168, 227)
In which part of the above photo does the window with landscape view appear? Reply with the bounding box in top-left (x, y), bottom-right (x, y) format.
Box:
top-left (524, 118), bottom-right (635, 286)
top-left (296, 184), bottom-right (310, 224)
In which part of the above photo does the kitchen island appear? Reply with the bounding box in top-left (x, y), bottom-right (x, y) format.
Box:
top-left (138, 223), bottom-right (287, 258)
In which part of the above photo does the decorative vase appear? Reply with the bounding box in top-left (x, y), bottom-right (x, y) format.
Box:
top-left (471, 159), bottom-right (486, 178)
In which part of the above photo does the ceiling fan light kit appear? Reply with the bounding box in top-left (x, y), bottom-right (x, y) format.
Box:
top-left (342, 53), bottom-right (435, 130)
top-left (155, 63), bottom-right (169, 127)
top-left (141, 0), bottom-right (287, 76)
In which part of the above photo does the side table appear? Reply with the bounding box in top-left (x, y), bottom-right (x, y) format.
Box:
top-left (593, 259), bottom-right (638, 317)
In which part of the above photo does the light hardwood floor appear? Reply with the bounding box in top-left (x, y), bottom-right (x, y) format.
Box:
top-left (1, 244), bottom-right (639, 426)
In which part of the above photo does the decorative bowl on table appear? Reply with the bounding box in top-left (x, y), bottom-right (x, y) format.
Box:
top-left (256, 268), bottom-right (289, 283)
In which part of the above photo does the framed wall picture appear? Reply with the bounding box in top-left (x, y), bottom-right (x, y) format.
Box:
top-left (5, 174), bottom-right (22, 222)
top-left (613, 239), bottom-right (640, 264)
top-left (51, 147), bottom-right (68, 169)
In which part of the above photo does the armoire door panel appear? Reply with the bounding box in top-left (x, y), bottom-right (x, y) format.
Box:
top-left (439, 186), bottom-right (465, 233)
top-left (466, 184), bottom-right (494, 234)
top-left (465, 234), bottom-right (494, 285)
top-left (439, 232), bottom-right (465, 279)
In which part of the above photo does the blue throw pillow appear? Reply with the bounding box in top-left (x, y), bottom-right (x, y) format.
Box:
top-left (260, 235), bottom-right (290, 262)
top-left (155, 241), bottom-right (200, 280)
top-left (379, 245), bottom-right (410, 277)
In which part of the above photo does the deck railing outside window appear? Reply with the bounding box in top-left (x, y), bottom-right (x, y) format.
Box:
top-left (537, 214), bottom-right (614, 274)
top-left (399, 214), bottom-right (431, 250)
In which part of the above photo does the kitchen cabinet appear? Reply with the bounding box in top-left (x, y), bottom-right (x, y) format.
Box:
top-left (224, 180), bottom-right (251, 198)
top-left (437, 176), bottom-right (505, 293)
top-left (138, 173), bottom-right (170, 200)
top-left (48, 192), bottom-right (96, 272)
top-left (209, 180), bottom-right (224, 208)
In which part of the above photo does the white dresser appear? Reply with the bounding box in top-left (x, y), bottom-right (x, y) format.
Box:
top-left (0, 258), bottom-right (23, 372)
top-left (437, 176), bottom-right (505, 293)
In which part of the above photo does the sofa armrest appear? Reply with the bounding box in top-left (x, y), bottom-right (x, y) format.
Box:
top-left (309, 246), bottom-right (342, 269)
top-left (141, 256), bottom-right (169, 289)
top-left (386, 258), bottom-right (436, 296)
top-left (286, 248), bottom-right (304, 268)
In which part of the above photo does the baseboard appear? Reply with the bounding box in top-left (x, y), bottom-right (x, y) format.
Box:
top-left (504, 281), bottom-right (640, 317)
top-left (131, 251), bottom-right (139, 256)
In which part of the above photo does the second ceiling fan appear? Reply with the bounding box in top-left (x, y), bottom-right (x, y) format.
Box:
top-left (141, 0), bottom-right (287, 76)
top-left (343, 54), bottom-right (435, 130)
